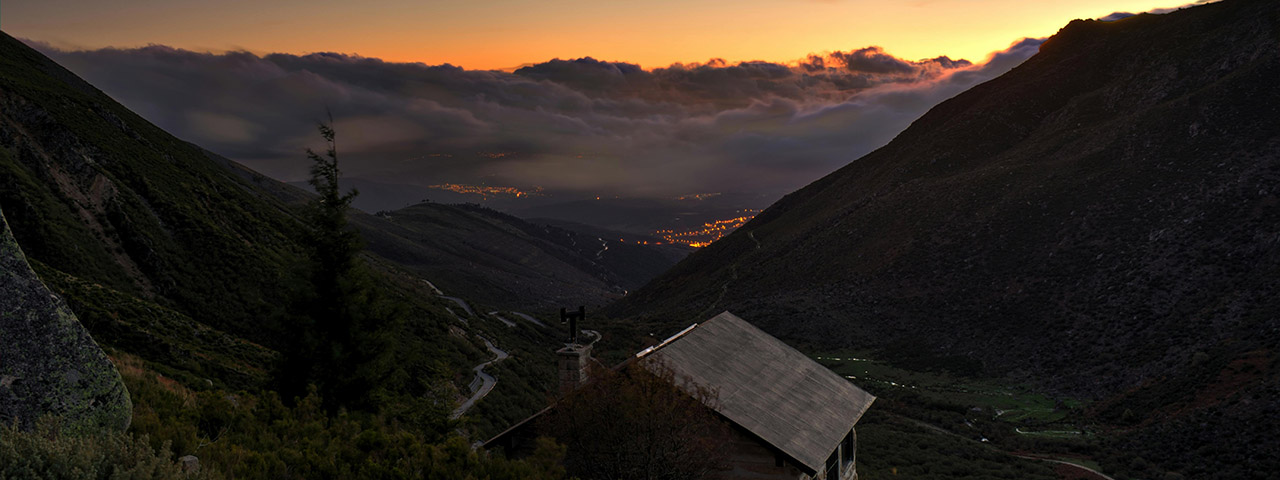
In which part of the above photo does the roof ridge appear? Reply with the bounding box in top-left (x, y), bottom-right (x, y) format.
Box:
top-left (635, 321), bottom-right (700, 358)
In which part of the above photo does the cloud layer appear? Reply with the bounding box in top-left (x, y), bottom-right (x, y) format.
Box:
top-left (33, 39), bottom-right (1043, 199)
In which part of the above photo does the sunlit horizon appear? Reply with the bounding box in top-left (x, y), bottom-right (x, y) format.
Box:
top-left (5, 0), bottom-right (1202, 71)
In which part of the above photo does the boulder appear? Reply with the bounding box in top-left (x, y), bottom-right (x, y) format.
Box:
top-left (0, 207), bottom-right (131, 432)
top-left (179, 455), bottom-right (200, 473)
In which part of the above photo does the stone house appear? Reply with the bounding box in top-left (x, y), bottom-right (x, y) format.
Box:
top-left (486, 311), bottom-right (875, 480)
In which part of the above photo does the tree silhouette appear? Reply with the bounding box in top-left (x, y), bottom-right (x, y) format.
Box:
top-left (277, 121), bottom-right (383, 411)
top-left (540, 360), bottom-right (731, 480)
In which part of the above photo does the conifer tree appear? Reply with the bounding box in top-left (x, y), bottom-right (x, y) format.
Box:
top-left (277, 121), bottom-right (379, 410)
top-left (276, 121), bottom-right (456, 436)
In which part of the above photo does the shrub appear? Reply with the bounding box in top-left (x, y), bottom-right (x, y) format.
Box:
top-left (0, 417), bottom-right (215, 479)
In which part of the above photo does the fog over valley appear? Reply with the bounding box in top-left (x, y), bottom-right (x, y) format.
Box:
top-left (31, 38), bottom-right (1042, 206)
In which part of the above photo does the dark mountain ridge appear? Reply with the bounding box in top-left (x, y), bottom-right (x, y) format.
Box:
top-left (611, 2), bottom-right (1280, 475)
top-left (612, 0), bottom-right (1279, 403)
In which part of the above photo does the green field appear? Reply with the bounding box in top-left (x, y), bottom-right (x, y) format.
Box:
top-left (811, 352), bottom-right (1111, 479)
top-left (816, 352), bottom-right (1087, 430)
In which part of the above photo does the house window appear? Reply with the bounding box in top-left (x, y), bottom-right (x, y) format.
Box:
top-left (842, 429), bottom-right (856, 468)
top-left (825, 450), bottom-right (838, 479)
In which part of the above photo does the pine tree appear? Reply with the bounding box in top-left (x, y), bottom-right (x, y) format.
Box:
top-left (305, 121), bottom-right (360, 308)
top-left (276, 121), bottom-right (456, 435)
top-left (277, 121), bottom-right (378, 410)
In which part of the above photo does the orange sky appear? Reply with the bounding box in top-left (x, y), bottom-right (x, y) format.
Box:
top-left (4, 0), bottom-right (1193, 70)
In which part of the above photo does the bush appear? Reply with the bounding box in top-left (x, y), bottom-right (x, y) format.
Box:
top-left (0, 417), bottom-right (215, 479)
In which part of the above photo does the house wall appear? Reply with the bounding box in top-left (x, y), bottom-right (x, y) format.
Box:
top-left (487, 396), bottom-right (862, 480)
top-left (718, 426), bottom-right (809, 480)
top-left (803, 427), bottom-right (865, 480)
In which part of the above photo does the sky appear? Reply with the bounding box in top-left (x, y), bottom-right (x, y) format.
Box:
top-left (2, 1), bottom-right (1209, 201)
top-left (6, 0), bottom-right (1190, 71)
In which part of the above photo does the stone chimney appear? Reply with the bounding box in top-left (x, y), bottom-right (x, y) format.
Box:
top-left (556, 343), bottom-right (592, 395)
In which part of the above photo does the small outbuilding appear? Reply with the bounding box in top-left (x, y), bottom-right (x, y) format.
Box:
top-left (486, 311), bottom-right (875, 480)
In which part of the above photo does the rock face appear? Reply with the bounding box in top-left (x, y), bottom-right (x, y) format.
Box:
top-left (0, 207), bottom-right (131, 432)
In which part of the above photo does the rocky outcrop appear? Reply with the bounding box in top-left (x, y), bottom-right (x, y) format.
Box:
top-left (0, 207), bottom-right (131, 432)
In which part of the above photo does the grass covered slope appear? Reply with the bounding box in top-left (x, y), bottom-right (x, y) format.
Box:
top-left (0, 31), bottom-right (303, 345)
top-left (0, 28), bottom-right (576, 477)
top-left (0, 28), bottom-right (556, 390)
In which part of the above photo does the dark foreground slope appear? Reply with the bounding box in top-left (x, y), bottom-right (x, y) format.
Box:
top-left (0, 31), bottom-right (304, 344)
top-left (612, 2), bottom-right (1279, 474)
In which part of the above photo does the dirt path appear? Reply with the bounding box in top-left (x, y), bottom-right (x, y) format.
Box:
top-left (891, 413), bottom-right (1115, 480)
top-left (1011, 454), bottom-right (1116, 480)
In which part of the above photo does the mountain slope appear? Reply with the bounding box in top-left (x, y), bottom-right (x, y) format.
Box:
top-left (611, 1), bottom-right (1280, 475)
top-left (0, 30), bottom-right (642, 444)
top-left (0, 24), bottom-right (671, 343)
top-left (614, 0), bottom-right (1280, 390)
top-left (356, 202), bottom-right (689, 309)
top-left (0, 31), bottom-right (498, 396)
top-left (0, 31), bottom-right (303, 344)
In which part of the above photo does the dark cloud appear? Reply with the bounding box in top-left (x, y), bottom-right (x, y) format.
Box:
top-left (1099, 12), bottom-right (1138, 22)
top-left (830, 46), bottom-right (917, 74)
top-left (28, 37), bottom-right (1042, 200)
top-left (513, 57), bottom-right (647, 92)
top-left (927, 56), bottom-right (973, 70)
top-left (1100, 0), bottom-right (1219, 22)
top-left (800, 54), bottom-right (826, 73)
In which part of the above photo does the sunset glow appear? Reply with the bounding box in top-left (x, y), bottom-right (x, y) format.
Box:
top-left (4, 1), bottom-right (1201, 71)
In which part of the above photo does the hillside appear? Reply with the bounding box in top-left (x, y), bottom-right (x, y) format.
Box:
top-left (0, 31), bottom-right (305, 346)
top-left (610, 1), bottom-right (1279, 476)
top-left (356, 202), bottom-right (689, 308)
top-left (0, 22), bottom-right (663, 379)
top-left (0, 28), bottom-right (568, 425)
top-left (242, 164), bottom-right (688, 311)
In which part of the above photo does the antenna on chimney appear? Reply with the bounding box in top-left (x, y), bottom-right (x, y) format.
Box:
top-left (560, 306), bottom-right (585, 345)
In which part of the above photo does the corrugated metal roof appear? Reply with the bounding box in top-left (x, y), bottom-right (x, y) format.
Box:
top-left (641, 311), bottom-right (875, 475)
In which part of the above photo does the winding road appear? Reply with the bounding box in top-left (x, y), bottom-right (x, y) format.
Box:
top-left (488, 311), bottom-right (517, 327)
top-left (451, 337), bottom-right (509, 419)
top-left (510, 311), bottom-right (549, 328)
top-left (421, 279), bottom-right (512, 419)
top-left (423, 282), bottom-right (571, 420)
top-left (441, 296), bottom-right (476, 317)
